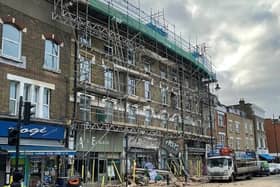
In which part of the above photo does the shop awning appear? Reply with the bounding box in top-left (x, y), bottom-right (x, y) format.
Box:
top-left (0, 145), bottom-right (76, 156)
top-left (259, 153), bottom-right (275, 161)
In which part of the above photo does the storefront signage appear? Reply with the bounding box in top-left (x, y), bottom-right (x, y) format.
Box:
top-left (76, 130), bottom-right (123, 152)
top-left (0, 120), bottom-right (65, 140)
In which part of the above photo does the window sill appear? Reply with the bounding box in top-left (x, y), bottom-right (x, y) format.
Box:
top-left (43, 66), bottom-right (61, 74)
top-left (0, 52), bottom-right (26, 69)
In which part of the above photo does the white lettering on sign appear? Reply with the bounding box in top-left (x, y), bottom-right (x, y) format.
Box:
top-left (165, 140), bottom-right (179, 152)
top-left (9, 127), bottom-right (48, 136)
top-left (92, 137), bottom-right (96, 146)
top-left (20, 127), bottom-right (47, 136)
top-left (78, 134), bottom-right (110, 149)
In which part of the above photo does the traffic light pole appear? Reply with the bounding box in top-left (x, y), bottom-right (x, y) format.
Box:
top-left (15, 96), bottom-right (23, 172)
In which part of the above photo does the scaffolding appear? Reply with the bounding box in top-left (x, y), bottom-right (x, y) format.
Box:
top-left (51, 0), bottom-right (217, 184)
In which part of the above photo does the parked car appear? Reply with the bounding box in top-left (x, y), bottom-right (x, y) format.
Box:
top-left (269, 163), bottom-right (280, 174)
top-left (254, 161), bottom-right (270, 176)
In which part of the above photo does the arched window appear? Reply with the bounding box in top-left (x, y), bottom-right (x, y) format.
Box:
top-left (2, 24), bottom-right (22, 60)
top-left (44, 39), bottom-right (60, 71)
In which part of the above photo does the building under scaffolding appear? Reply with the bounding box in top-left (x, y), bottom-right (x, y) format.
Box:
top-left (51, 0), bottom-right (217, 184)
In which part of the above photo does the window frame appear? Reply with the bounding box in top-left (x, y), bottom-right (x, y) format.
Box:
top-left (161, 113), bottom-right (168, 128)
top-left (144, 62), bottom-right (150, 73)
top-left (79, 56), bottom-right (91, 82)
top-left (218, 114), bottom-right (224, 127)
top-left (79, 94), bottom-right (91, 121)
top-left (144, 81), bottom-right (151, 100)
top-left (127, 48), bottom-right (135, 65)
top-left (105, 100), bottom-right (113, 123)
top-left (44, 39), bottom-right (60, 71)
top-left (104, 69), bottom-right (114, 89)
top-left (235, 121), bottom-right (240, 133)
top-left (144, 109), bottom-right (152, 126)
top-left (128, 105), bottom-right (136, 124)
top-left (161, 86), bottom-right (168, 105)
top-left (174, 115), bottom-right (180, 131)
top-left (171, 92), bottom-right (179, 109)
top-left (42, 88), bottom-right (50, 119)
top-left (236, 138), bottom-right (241, 150)
top-left (2, 24), bottom-right (22, 60)
top-left (128, 77), bottom-right (136, 95)
top-left (9, 81), bottom-right (18, 115)
top-left (79, 35), bottom-right (92, 48)
top-left (104, 45), bottom-right (113, 56)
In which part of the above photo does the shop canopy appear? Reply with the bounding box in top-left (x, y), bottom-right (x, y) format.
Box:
top-left (0, 145), bottom-right (76, 156)
top-left (259, 153), bottom-right (275, 161)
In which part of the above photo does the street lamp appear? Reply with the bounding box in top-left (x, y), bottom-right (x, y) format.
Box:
top-left (273, 114), bottom-right (279, 162)
top-left (203, 80), bottom-right (220, 154)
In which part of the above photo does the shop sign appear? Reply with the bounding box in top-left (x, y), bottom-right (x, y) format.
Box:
top-left (128, 136), bottom-right (160, 149)
top-left (76, 131), bottom-right (123, 152)
top-left (161, 139), bottom-right (180, 156)
top-left (0, 120), bottom-right (65, 140)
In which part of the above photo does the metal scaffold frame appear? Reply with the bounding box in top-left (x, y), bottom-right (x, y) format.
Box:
top-left (51, 0), bottom-right (215, 141)
top-left (51, 0), bottom-right (218, 182)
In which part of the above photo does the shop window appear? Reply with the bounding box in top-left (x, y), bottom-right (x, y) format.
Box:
top-left (144, 81), bottom-right (151, 100)
top-left (80, 94), bottom-right (91, 121)
top-left (44, 40), bottom-right (60, 71)
top-left (128, 77), bottom-right (136, 95)
top-left (99, 160), bottom-right (107, 174)
top-left (9, 81), bottom-right (18, 115)
top-left (104, 70), bottom-right (113, 89)
top-left (144, 109), bottom-right (151, 126)
top-left (128, 105), bottom-right (136, 124)
top-left (2, 24), bottom-right (22, 60)
top-left (105, 100), bottom-right (113, 122)
top-left (80, 56), bottom-right (91, 82)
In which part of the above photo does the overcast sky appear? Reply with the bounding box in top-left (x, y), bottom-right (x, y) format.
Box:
top-left (128, 0), bottom-right (280, 118)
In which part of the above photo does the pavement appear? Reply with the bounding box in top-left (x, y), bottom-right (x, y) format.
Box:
top-left (192, 174), bottom-right (280, 187)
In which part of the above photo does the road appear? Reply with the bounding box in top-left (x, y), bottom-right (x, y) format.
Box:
top-left (194, 174), bottom-right (280, 187)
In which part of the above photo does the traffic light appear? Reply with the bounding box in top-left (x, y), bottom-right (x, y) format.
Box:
top-left (8, 128), bottom-right (18, 146)
top-left (23, 102), bottom-right (35, 124)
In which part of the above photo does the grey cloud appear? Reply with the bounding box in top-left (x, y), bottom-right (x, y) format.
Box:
top-left (134, 0), bottom-right (280, 117)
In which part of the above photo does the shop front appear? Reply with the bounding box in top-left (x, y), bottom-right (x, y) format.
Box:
top-left (187, 141), bottom-right (207, 177)
top-left (128, 136), bottom-right (160, 169)
top-left (160, 138), bottom-right (181, 171)
top-left (75, 130), bottom-right (123, 183)
top-left (0, 120), bottom-right (75, 187)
